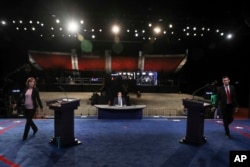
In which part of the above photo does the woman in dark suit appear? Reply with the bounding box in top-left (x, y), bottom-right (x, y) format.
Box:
top-left (15, 77), bottom-right (43, 140)
top-left (212, 76), bottom-right (239, 139)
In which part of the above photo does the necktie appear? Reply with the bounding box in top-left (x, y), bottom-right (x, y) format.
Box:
top-left (225, 86), bottom-right (231, 104)
top-left (118, 97), bottom-right (122, 106)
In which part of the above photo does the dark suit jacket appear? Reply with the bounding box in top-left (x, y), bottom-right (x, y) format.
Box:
top-left (113, 97), bottom-right (127, 106)
top-left (17, 87), bottom-right (43, 109)
top-left (215, 85), bottom-right (238, 109)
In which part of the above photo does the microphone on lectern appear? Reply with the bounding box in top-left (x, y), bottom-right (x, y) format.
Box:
top-left (58, 85), bottom-right (68, 101)
top-left (192, 83), bottom-right (210, 99)
top-left (210, 80), bottom-right (218, 86)
top-left (192, 80), bottom-right (218, 99)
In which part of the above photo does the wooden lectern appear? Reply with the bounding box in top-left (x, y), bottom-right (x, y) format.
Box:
top-left (180, 99), bottom-right (210, 145)
top-left (46, 98), bottom-right (81, 147)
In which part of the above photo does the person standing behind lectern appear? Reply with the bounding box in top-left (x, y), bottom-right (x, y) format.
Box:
top-left (113, 91), bottom-right (127, 106)
top-left (211, 76), bottom-right (239, 139)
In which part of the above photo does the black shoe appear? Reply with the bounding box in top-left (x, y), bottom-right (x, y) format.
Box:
top-left (33, 129), bottom-right (38, 135)
top-left (23, 136), bottom-right (27, 141)
top-left (226, 134), bottom-right (231, 139)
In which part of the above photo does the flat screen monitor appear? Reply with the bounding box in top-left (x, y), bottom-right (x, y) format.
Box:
top-left (136, 71), bottom-right (158, 86)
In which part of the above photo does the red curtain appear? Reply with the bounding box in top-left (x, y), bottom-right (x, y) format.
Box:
top-left (111, 56), bottom-right (138, 71)
top-left (144, 57), bottom-right (183, 72)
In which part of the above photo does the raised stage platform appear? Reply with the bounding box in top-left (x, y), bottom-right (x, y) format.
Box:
top-left (1, 92), bottom-right (249, 119)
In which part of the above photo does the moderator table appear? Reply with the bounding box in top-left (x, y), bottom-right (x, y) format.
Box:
top-left (94, 105), bottom-right (146, 119)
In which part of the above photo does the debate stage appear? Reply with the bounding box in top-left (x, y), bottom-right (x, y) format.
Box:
top-left (38, 92), bottom-right (191, 118)
top-left (3, 92), bottom-right (249, 119)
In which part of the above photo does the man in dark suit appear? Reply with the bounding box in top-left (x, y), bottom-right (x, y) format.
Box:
top-left (212, 76), bottom-right (239, 139)
top-left (113, 91), bottom-right (127, 106)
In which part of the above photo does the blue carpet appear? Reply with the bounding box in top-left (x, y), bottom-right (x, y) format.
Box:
top-left (0, 118), bottom-right (249, 167)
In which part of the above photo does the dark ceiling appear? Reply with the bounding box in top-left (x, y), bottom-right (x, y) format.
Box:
top-left (1, 0), bottom-right (249, 58)
top-left (1, 1), bottom-right (249, 48)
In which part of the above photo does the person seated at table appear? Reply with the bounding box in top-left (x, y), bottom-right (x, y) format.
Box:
top-left (113, 91), bottom-right (127, 106)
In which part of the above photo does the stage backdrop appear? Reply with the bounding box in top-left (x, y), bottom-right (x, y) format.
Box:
top-left (29, 50), bottom-right (187, 73)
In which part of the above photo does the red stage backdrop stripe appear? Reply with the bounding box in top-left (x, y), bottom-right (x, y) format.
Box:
top-left (30, 52), bottom-right (72, 70)
top-left (144, 57), bottom-right (183, 72)
top-left (111, 56), bottom-right (138, 71)
top-left (78, 56), bottom-right (105, 71)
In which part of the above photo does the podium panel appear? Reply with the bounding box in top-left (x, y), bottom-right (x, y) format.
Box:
top-left (46, 98), bottom-right (81, 147)
top-left (180, 99), bottom-right (210, 145)
top-left (94, 105), bottom-right (146, 119)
